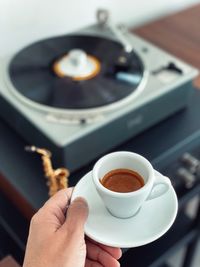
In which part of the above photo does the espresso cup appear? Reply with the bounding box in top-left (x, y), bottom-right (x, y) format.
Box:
top-left (92, 151), bottom-right (171, 219)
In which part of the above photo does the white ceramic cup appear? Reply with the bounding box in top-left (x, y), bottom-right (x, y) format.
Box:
top-left (92, 151), bottom-right (171, 219)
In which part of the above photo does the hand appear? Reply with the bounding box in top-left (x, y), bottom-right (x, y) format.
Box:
top-left (23, 188), bottom-right (122, 267)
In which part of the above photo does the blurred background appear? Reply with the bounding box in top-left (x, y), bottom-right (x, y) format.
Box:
top-left (0, 1), bottom-right (200, 267)
top-left (0, 0), bottom-right (199, 56)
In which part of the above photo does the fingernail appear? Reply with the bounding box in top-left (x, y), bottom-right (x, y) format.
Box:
top-left (73, 197), bottom-right (89, 209)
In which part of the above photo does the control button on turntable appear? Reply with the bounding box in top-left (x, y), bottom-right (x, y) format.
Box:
top-left (152, 62), bottom-right (183, 84)
top-left (46, 114), bottom-right (104, 124)
top-left (142, 47), bottom-right (148, 53)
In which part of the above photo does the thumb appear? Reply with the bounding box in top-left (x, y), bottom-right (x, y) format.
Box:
top-left (62, 197), bottom-right (89, 238)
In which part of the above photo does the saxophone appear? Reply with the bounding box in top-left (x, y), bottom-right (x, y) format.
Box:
top-left (25, 146), bottom-right (70, 197)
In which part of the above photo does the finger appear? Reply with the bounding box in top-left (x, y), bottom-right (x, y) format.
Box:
top-left (62, 197), bottom-right (89, 237)
top-left (30, 188), bottom-right (74, 235)
top-left (85, 259), bottom-right (103, 267)
top-left (97, 245), bottom-right (122, 260)
top-left (41, 188), bottom-right (73, 229)
top-left (44, 188), bottom-right (73, 213)
top-left (86, 240), bottom-right (120, 267)
top-left (86, 238), bottom-right (122, 260)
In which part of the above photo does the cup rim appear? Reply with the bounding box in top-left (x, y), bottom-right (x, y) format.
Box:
top-left (92, 151), bottom-right (154, 197)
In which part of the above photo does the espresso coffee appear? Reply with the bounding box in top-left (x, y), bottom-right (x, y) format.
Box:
top-left (100, 168), bottom-right (144, 193)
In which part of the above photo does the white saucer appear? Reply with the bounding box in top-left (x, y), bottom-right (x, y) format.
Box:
top-left (72, 170), bottom-right (178, 248)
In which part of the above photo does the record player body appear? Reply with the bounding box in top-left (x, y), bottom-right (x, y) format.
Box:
top-left (0, 19), bottom-right (198, 171)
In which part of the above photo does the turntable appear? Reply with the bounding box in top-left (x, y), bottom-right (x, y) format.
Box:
top-left (0, 10), bottom-right (198, 171)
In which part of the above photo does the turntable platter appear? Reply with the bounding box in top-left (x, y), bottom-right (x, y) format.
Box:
top-left (8, 35), bottom-right (144, 110)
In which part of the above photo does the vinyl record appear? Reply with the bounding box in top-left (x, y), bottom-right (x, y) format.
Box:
top-left (8, 35), bottom-right (144, 110)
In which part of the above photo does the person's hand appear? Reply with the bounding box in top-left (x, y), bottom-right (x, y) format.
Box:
top-left (23, 188), bottom-right (122, 267)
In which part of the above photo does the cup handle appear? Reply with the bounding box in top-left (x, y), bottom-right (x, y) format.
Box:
top-left (146, 170), bottom-right (171, 201)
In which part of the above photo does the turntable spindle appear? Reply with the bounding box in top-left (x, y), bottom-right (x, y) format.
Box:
top-left (53, 49), bottom-right (101, 80)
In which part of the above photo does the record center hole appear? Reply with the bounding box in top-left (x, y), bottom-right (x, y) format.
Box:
top-left (80, 118), bottom-right (87, 124)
